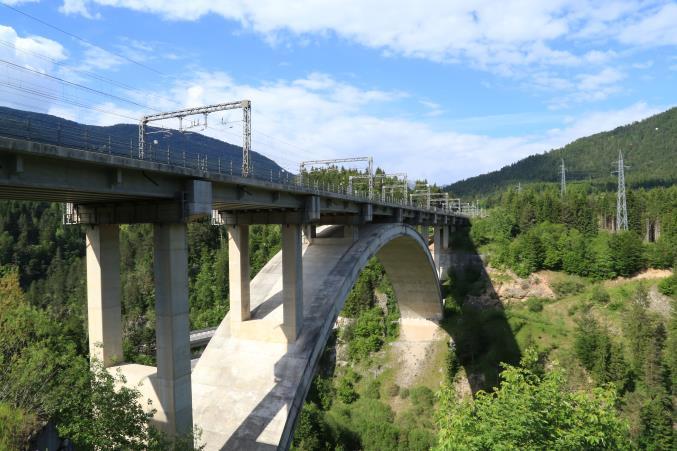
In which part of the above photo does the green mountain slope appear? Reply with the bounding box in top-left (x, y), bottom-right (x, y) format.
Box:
top-left (446, 107), bottom-right (677, 197)
top-left (0, 106), bottom-right (288, 177)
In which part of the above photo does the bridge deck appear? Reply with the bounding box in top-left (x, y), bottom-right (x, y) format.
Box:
top-left (0, 136), bottom-right (466, 226)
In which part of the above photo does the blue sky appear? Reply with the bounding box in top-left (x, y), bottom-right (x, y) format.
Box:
top-left (1, 0), bottom-right (676, 183)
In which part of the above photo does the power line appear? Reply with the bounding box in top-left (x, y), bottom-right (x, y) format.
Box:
top-left (0, 81), bottom-right (139, 121)
top-left (2, 3), bottom-right (165, 76)
top-left (0, 38), bottom-right (137, 91)
top-left (0, 58), bottom-right (161, 113)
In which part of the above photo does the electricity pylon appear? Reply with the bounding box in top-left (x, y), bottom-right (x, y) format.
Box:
top-left (613, 151), bottom-right (628, 231)
top-left (560, 158), bottom-right (566, 196)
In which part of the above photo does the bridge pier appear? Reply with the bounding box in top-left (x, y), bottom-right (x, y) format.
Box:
top-left (433, 226), bottom-right (442, 278)
top-left (228, 225), bottom-right (251, 323)
top-left (153, 223), bottom-right (193, 436)
top-left (282, 224), bottom-right (303, 341)
top-left (442, 225), bottom-right (449, 250)
top-left (86, 224), bottom-right (122, 367)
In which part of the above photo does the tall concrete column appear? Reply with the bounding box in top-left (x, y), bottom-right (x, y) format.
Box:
top-left (228, 225), bottom-right (250, 322)
top-left (433, 226), bottom-right (442, 278)
top-left (153, 223), bottom-right (192, 436)
top-left (86, 224), bottom-right (122, 367)
top-left (442, 225), bottom-right (450, 250)
top-left (282, 224), bottom-right (303, 342)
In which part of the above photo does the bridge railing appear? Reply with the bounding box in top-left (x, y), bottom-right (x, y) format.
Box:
top-left (0, 115), bottom-right (468, 215)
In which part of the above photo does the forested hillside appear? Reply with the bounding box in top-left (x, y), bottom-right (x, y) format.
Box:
top-left (0, 200), bottom-right (280, 447)
top-left (1, 110), bottom-right (675, 448)
top-left (446, 107), bottom-right (677, 197)
top-left (0, 106), bottom-right (287, 177)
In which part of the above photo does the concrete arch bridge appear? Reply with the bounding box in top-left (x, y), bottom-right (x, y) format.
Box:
top-left (187, 223), bottom-right (446, 449)
top-left (0, 136), bottom-right (466, 450)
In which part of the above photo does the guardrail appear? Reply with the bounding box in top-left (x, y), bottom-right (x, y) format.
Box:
top-left (0, 115), bottom-right (469, 215)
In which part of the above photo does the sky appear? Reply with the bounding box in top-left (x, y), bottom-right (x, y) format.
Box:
top-left (0, 0), bottom-right (676, 184)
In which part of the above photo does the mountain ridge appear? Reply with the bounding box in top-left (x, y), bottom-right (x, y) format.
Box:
top-left (0, 106), bottom-right (288, 177)
top-left (445, 107), bottom-right (677, 197)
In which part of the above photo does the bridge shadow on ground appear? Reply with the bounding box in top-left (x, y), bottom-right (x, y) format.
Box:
top-left (439, 226), bottom-right (521, 394)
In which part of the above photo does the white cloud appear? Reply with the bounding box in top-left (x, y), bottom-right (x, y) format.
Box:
top-left (0, 25), bottom-right (70, 112)
top-left (0, 24), bottom-right (68, 71)
top-left (65, 71), bottom-right (660, 184)
top-left (59, 0), bottom-right (101, 19)
top-left (62, 0), bottom-right (636, 69)
top-left (548, 67), bottom-right (626, 109)
top-left (420, 100), bottom-right (444, 117)
top-left (577, 68), bottom-right (625, 92)
top-left (62, 0), bottom-right (677, 109)
top-left (65, 1), bottom-right (677, 65)
top-left (0, 0), bottom-right (39, 5)
top-left (618, 3), bottom-right (677, 47)
top-left (80, 43), bottom-right (125, 70)
top-left (632, 60), bottom-right (654, 69)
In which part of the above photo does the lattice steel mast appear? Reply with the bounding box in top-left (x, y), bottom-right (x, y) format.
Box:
top-left (139, 100), bottom-right (252, 176)
top-left (614, 150), bottom-right (628, 231)
top-left (560, 158), bottom-right (566, 196)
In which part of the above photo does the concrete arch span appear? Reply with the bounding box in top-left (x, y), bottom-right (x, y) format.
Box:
top-left (191, 223), bottom-right (442, 450)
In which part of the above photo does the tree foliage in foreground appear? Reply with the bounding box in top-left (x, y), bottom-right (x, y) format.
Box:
top-left (0, 269), bottom-right (202, 449)
top-left (435, 350), bottom-right (631, 450)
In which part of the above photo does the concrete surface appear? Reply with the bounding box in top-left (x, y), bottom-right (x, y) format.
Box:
top-left (191, 223), bottom-right (442, 450)
top-left (153, 223), bottom-right (193, 435)
top-left (86, 224), bottom-right (123, 367)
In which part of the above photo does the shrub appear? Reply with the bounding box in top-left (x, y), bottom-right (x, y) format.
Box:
top-left (551, 278), bottom-right (585, 298)
top-left (309, 376), bottom-right (334, 410)
top-left (658, 274), bottom-right (676, 297)
top-left (590, 284), bottom-right (611, 304)
top-left (342, 399), bottom-right (398, 451)
top-left (567, 303), bottom-right (579, 316)
top-left (385, 382), bottom-right (400, 398)
top-left (0, 403), bottom-right (39, 451)
top-left (436, 352), bottom-right (631, 449)
top-left (336, 369), bottom-right (360, 404)
top-left (409, 386), bottom-right (435, 409)
top-left (403, 427), bottom-right (435, 451)
top-left (347, 308), bottom-right (385, 361)
top-left (445, 343), bottom-right (461, 382)
top-left (526, 297), bottom-right (544, 312)
top-left (291, 402), bottom-right (329, 451)
top-left (363, 379), bottom-right (381, 400)
top-left (399, 387), bottom-right (410, 399)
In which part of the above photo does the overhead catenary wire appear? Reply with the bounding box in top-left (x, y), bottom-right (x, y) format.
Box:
top-left (0, 58), bottom-right (162, 113)
top-left (2, 3), bottom-right (165, 76)
top-left (0, 32), bottom-right (328, 165)
top-left (0, 38), bottom-right (138, 92)
top-left (0, 7), bottom-right (476, 212)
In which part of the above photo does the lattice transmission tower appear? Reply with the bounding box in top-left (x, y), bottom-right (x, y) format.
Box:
top-left (613, 150), bottom-right (628, 231)
top-left (560, 158), bottom-right (566, 196)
